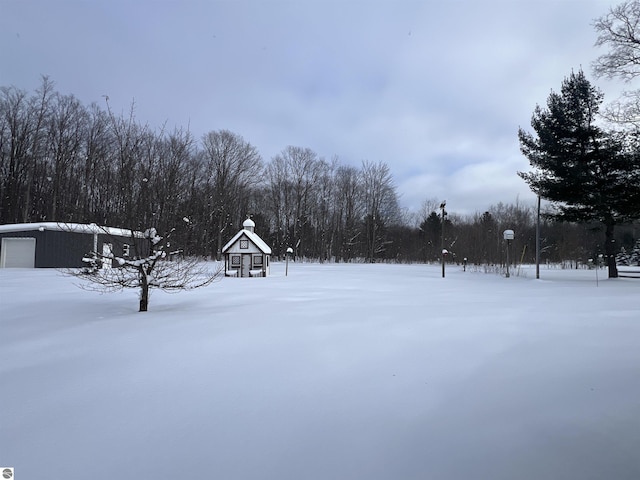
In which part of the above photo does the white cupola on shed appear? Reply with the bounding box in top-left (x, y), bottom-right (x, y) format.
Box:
top-left (222, 217), bottom-right (271, 277)
top-left (242, 218), bottom-right (256, 233)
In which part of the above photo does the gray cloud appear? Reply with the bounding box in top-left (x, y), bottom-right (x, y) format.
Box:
top-left (0, 0), bottom-right (622, 214)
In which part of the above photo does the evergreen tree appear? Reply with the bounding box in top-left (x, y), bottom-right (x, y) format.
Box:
top-left (631, 238), bottom-right (640, 265)
top-left (418, 211), bottom-right (442, 262)
top-left (518, 70), bottom-right (640, 278)
top-left (616, 246), bottom-right (630, 266)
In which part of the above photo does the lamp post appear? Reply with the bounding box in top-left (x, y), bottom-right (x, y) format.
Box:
top-left (440, 201), bottom-right (447, 278)
top-left (285, 247), bottom-right (293, 276)
top-left (503, 229), bottom-right (514, 278)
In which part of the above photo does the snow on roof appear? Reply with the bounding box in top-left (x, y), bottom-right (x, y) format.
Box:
top-left (222, 228), bottom-right (272, 254)
top-left (243, 218), bottom-right (256, 228)
top-left (0, 222), bottom-right (143, 238)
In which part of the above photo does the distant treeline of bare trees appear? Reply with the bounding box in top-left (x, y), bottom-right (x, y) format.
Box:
top-left (1, 78), bottom-right (636, 265)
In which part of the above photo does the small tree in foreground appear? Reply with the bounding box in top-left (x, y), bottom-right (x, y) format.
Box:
top-left (74, 227), bottom-right (223, 312)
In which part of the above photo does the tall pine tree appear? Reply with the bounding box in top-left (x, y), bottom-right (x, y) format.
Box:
top-left (518, 70), bottom-right (640, 278)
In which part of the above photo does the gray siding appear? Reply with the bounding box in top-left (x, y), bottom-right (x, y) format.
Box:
top-left (0, 229), bottom-right (147, 268)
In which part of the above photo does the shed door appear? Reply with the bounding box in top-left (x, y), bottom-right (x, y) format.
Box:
top-left (241, 254), bottom-right (251, 277)
top-left (1, 237), bottom-right (36, 268)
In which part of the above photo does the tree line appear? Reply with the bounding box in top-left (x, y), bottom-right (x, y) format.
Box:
top-left (2, 75), bottom-right (640, 268)
top-left (9, 0), bottom-right (640, 272)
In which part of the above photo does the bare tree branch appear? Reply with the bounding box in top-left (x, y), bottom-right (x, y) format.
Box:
top-left (593, 1), bottom-right (640, 81)
top-left (68, 226), bottom-right (223, 311)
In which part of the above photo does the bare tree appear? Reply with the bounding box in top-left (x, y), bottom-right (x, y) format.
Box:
top-left (264, 154), bottom-right (291, 257)
top-left (0, 85), bottom-right (32, 224)
top-left (201, 130), bottom-right (263, 259)
top-left (103, 98), bottom-right (151, 228)
top-left (594, 1), bottom-right (640, 81)
top-left (285, 146), bottom-right (322, 258)
top-left (264, 146), bottom-right (321, 258)
top-left (0, 77), bottom-right (54, 224)
top-left (73, 225), bottom-right (223, 312)
top-left (80, 103), bottom-right (113, 224)
top-left (22, 76), bottom-right (54, 223)
top-left (414, 197), bottom-right (441, 227)
top-left (360, 160), bottom-right (399, 262)
top-left (593, 1), bottom-right (640, 126)
top-left (45, 92), bottom-right (87, 221)
top-left (151, 129), bottom-right (197, 237)
top-left (309, 156), bottom-right (337, 261)
top-left (333, 165), bottom-right (363, 261)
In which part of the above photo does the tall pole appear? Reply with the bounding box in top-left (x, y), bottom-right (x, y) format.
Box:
top-left (503, 230), bottom-right (514, 278)
top-left (286, 247), bottom-right (293, 276)
top-left (536, 194), bottom-right (540, 279)
top-left (440, 201), bottom-right (446, 278)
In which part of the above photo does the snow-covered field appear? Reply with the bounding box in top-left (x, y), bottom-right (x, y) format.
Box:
top-left (2, 262), bottom-right (639, 480)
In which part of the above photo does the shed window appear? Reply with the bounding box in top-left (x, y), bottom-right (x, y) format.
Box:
top-left (253, 255), bottom-right (263, 267)
top-left (240, 239), bottom-right (249, 249)
top-left (231, 255), bottom-right (241, 267)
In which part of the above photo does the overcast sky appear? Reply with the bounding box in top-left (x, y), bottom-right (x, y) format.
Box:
top-left (0, 0), bottom-right (626, 216)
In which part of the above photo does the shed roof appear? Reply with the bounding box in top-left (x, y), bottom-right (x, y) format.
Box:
top-left (222, 228), bottom-right (272, 254)
top-left (0, 222), bottom-right (142, 238)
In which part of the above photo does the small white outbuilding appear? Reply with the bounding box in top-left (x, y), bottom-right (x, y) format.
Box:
top-left (222, 218), bottom-right (272, 277)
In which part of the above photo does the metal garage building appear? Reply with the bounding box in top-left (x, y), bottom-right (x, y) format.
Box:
top-left (0, 222), bottom-right (142, 268)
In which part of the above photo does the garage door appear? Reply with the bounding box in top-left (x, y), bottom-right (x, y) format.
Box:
top-left (1, 237), bottom-right (36, 268)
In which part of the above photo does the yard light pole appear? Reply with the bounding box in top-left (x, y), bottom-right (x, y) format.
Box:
top-left (286, 247), bottom-right (293, 276)
top-left (503, 229), bottom-right (514, 278)
top-left (440, 201), bottom-right (447, 278)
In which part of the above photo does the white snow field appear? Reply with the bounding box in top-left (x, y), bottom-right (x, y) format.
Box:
top-left (1, 262), bottom-right (640, 480)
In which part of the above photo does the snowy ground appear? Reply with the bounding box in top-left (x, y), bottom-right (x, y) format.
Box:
top-left (1, 262), bottom-right (640, 480)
